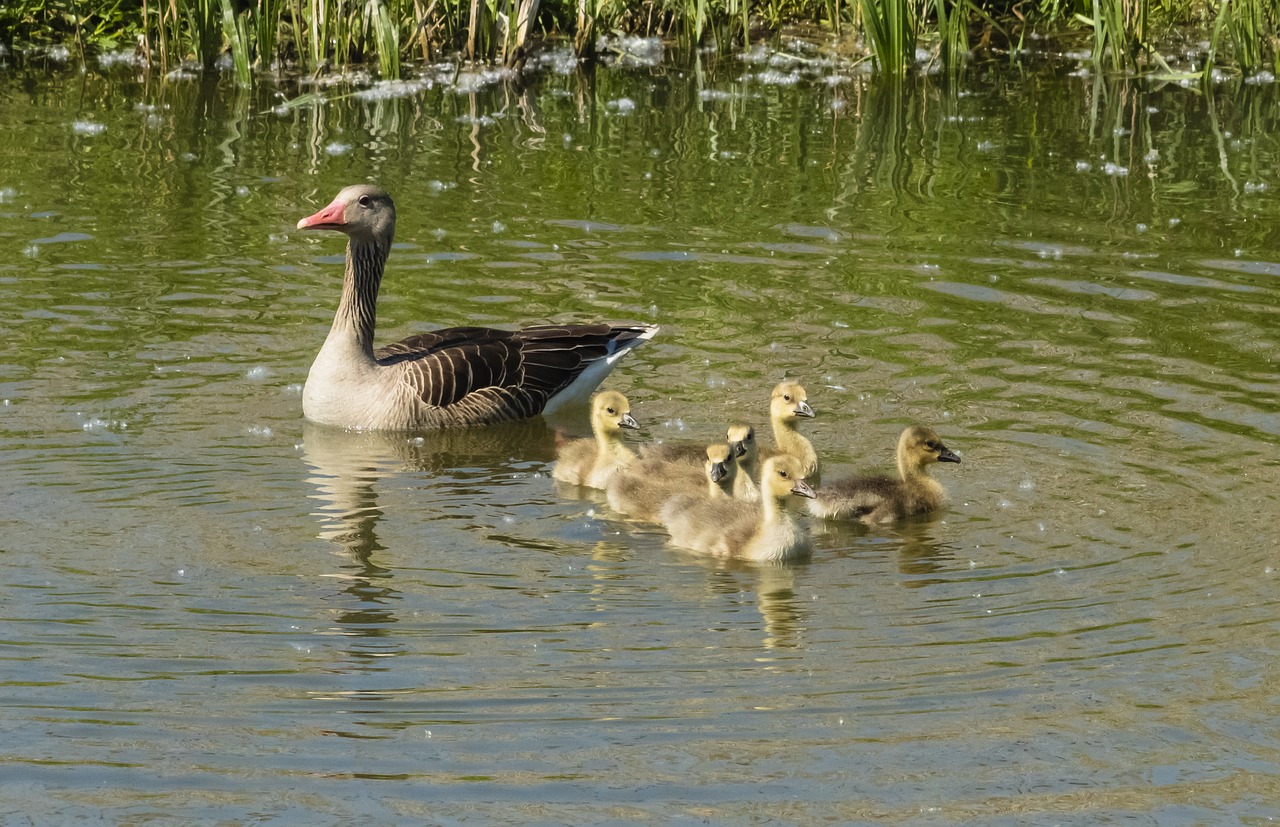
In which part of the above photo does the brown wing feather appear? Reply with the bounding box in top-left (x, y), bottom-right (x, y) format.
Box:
top-left (374, 324), bottom-right (651, 424)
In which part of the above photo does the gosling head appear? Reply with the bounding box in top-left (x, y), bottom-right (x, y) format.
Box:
top-left (761, 455), bottom-right (816, 500)
top-left (705, 442), bottom-right (736, 484)
top-left (899, 425), bottom-right (961, 470)
top-left (770, 381), bottom-right (814, 422)
top-left (726, 423), bottom-right (757, 462)
top-left (297, 184), bottom-right (396, 245)
top-left (591, 390), bottom-right (639, 435)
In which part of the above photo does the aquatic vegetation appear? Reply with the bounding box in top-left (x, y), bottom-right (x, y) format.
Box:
top-left (0, 0), bottom-right (1275, 80)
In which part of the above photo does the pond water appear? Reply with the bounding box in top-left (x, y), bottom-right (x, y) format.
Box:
top-left (1, 44), bottom-right (1279, 823)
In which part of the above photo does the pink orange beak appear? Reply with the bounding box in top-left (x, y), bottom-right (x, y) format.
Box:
top-left (296, 198), bottom-right (347, 231)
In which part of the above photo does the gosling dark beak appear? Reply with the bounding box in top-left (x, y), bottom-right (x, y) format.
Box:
top-left (709, 462), bottom-right (727, 483)
top-left (938, 446), bottom-right (961, 463)
top-left (796, 401), bottom-right (815, 418)
top-left (731, 441), bottom-right (747, 458)
top-left (620, 414), bottom-right (639, 430)
top-left (791, 479), bottom-right (816, 498)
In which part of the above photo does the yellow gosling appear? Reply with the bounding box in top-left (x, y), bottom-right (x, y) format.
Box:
top-left (764, 381), bottom-right (819, 481)
top-left (604, 443), bottom-right (732, 521)
top-left (727, 422), bottom-right (760, 502)
top-left (660, 455), bottom-right (816, 564)
top-left (552, 390), bottom-right (640, 489)
top-left (808, 425), bottom-right (960, 524)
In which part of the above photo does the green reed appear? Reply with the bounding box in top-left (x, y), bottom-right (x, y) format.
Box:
top-left (859, 0), bottom-right (914, 74)
top-left (4, 0), bottom-right (1276, 82)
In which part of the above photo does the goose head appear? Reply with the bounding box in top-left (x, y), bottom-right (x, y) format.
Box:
top-left (761, 455), bottom-right (815, 500)
top-left (592, 390), bottom-right (639, 436)
top-left (899, 425), bottom-right (961, 472)
top-left (705, 442), bottom-right (735, 485)
top-left (297, 184), bottom-right (396, 245)
top-left (770, 381), bottom-right (814, 423)
top-left (727, 423), bottom-right (757, 462)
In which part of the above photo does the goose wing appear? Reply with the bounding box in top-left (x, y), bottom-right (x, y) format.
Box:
top-left (376, 323), bottom-right (653, 424)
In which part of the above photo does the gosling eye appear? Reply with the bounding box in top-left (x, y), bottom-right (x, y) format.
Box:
top-left (779, 470), bottom-right (790, 479)
top-left (925, 441), bottom-right (938, 450)
top-left (606, 407), bottom-right (616, 415)
top-left (783, 394), bottom-right (792, 402)
top-left (358, 195), bottom-right (372, 207)
top-left (745, 433), bottom-right (753, 442)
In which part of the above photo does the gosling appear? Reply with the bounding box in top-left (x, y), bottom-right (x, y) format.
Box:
top-left (660, 455), bottom-right (816, 563)
top-left (808, 425), bottom-right (960, 524)
top-left (606, 442), bottom-right (734, 521)
top-left (727, 422), bottom-right (760, 502)
top-left (552, 390), bottom-right (640, 489)
top-left (763, 381), bottom-right (819, 481)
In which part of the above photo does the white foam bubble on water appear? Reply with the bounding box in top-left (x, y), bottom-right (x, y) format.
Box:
top-left (245, 366), bottom-right (270, 381)
top-left (324, 142), bottom-right (352, 156)
top-left (608, 97), bottom-right (636, 114)
top-left (99, 49), bottom-right (145, 69)
top-left (245, 425), bottom-right (273, 438)
top-left (72, 121), bottom-right (106, 136)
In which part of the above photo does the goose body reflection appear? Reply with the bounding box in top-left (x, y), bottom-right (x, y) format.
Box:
top-left (552, 390), bottom-right (640, 489)
top-left (809, 425), bottom-right (960, 524)
top-left (297, 184), bottom-right (656, 430)
top-left (660, 455), bottom-right (816, 563)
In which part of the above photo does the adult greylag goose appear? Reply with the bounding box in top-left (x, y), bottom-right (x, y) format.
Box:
top-left (808, 425), bottom-right (960, 524)
top-left (297, 184), bottom-right (657, 430)
top-left (727, 423), bottom-right (760, 502)
top-left (552, 390), bottom-right (640, 489)
top-left (659, 455), bottom-right (816, 563)
top-left (607, 442), bottom-right (735, 521)
top-left (763, 381), bottom-right (819, 481)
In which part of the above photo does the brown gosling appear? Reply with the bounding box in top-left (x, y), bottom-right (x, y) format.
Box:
top-left (808, 425), bottom-right (961, 524)
top-left (606, 442), bottom-right (734, 521)
top-left (763, 381), bottom-right (819, 482)
top-left (660, 455), bottom-right (816, 563)
top-left (552, 390), bottom-right (640, 489)
top-left (727, 422), bottom-right (761, 502)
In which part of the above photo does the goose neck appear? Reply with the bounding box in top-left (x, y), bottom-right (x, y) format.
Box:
top-left (334, 236), bottom-right (389, 355)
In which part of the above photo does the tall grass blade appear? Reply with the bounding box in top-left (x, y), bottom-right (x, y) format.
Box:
top-left (860, 0), bottom-right (913, 74)
top-left (370, 0), bottom-right (401, 78)
top-left (220, 0), bottom-right (252, 83)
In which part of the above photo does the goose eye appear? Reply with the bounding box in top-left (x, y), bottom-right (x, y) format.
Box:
top-left (358, 195), bottom-right (372, 207)
top-left (925, 441), bottom-right (938, 450)
top-left (745, 433), bottom-right (753, 442)
top-left (606, 407), bottom-right (616, 415)
top-left (783, 394), bottom-right (792, 402)
top-left (779, 470), bottom-right (789, 479)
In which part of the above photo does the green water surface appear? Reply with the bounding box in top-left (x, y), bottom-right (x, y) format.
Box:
top-left (1, 46), bottom-right (1278, 823)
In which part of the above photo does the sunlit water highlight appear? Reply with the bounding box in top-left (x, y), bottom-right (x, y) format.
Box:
top-left (0, 48), bottom-right (1278, 823)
